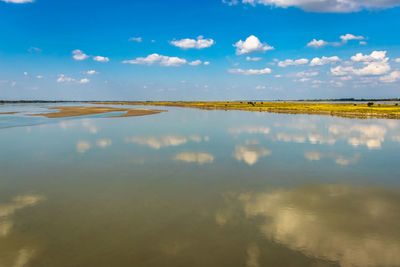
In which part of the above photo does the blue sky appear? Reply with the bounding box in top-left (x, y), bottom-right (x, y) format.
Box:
top-left (1, 0), bottom-right (400, 100)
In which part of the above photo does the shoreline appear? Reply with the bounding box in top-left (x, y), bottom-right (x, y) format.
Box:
top-left (90, 101), bottom-right (400, 120)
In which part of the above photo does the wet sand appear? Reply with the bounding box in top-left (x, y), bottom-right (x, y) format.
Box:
top-left (28, 106), bottom-right (165, 118)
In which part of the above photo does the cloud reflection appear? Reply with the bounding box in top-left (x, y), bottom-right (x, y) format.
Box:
top-left (304, 151), bottom-right (361, 166)
top-left (174, 152), bottom-right (214, 165)
top-left (235, 185), bottom-right (400, 267)
top-left (0, 194), bottom-right (45, 267)
top-left (76, 141), bottom-right (91, 153)
top-left (233, 145), bottom-right (271, 165)
top-left (125, 135), bottom-right (209, 149)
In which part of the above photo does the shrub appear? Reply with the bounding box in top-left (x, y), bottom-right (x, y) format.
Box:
top-left (367, 102), bottom-right (374, 107)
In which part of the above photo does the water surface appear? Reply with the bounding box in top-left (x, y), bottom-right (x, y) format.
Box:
top-left (1, 104), bottom-right (399, 267)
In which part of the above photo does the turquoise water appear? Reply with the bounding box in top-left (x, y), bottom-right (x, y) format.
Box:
top-left (1, 104), bottom-right (399, 267)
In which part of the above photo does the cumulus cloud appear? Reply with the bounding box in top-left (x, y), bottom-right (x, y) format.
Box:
top-left (395, 58), bottom-right (400, 63)
top-left (170, 36), bottom-right (215, 49)
top-left (1, 0), bottom-right (34, 3)
top-left (72, 49), bottom-right (89, 61)
top-left (307, 39), bottom-right (329, 48)
top-left (340, 33), bottom-right (365, 42)
top-left (122, 53), bottom-right (188, 67)
top-left (125, 135), bottom-right (208, 149)
top-left (129, 37), bottom-right (142, 42)
top-left (229, 67), bottom-right (272, 75)
top-left (85, 70), bottom-right (98, 75)
top-left (188, 60), bottom-right (202, 66)
top-left (57, 74), bottom-right (89, 84)
top-left (234, 35), bottom-right (274, 55)
top-left (331, 51), bottom-right (391, 76)
top-left (246, 56), bottom-right (262, 61)
top-left (222, 0), bottom-right (400, 13)
top-left (310, 56), bottom-right (340, 66)
top-left (93, 56), bottom-right (109, 62)
top-left (174, 152), bottom-right (214, 165)
top-left (278, 58), bottom-right (309, 67)
top-left (380, 71), bottom-right (400, 83)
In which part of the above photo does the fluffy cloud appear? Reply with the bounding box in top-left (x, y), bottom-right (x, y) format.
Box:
top-left (170, 36), bottom-right (214, 49)
top-left (72, 49), bottom-right (89, 61)
top-left (188, 60), bottom-right (202, 66)
top-left (395, 58), bottom-right (400, 63)
top-left (310, 56), bottom-right (340, 66)
top-left (340, 33), bottom-right (365, 42)
top-left (86, 70), bottom-right (98, 75)
top-left (223, 0), bottom-right (400, 13)
top-left (278, 58), bottom-right (309, 67)
top-left (125, 135), bottom-right (208, 149)
top-left (57, 74), bottom-right (90, 84)
top-left (96, 139), bottom-right (112, 148)
top-left (331, 51), bottom-right (391, 76)
top-left (129, 37), bottom-right (142, 42)
top-left (229, 67), bottom-right (272, 75)
top-left (174, 152), bottom-right (214, 165)
top-left (234, 35), bottom-right (274, 55)
top-left (307, 39), bottom-right (328, 48)
top-left (93, 56), bottom-right (109, 62)
top-left (246, 56), bottom-right (262, 61)
top-left (296, 71), bottom-right (319, 77)
top-left (380, 71), bottom-right (400, 83)
top-left (229, 126), bottom-right (270, 135)
top-left (1, 0), bottom-right (34, 3)
top-left (122, 53), bottom-right (188, 67)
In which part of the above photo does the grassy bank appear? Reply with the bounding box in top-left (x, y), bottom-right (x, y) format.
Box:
top-left (91, 101), bottom-right (400, 119)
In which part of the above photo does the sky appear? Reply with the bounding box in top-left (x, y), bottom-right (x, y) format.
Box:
top-left (1, 0), bottom-right (400, 100)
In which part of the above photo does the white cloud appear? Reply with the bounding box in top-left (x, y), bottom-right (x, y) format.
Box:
top-left (340, 33), bottom-right (365, 42)
top-left (188, 60), bottom-right (202, 66)
top-left (1, 0), bottom-right (34, 3)
top-left (229, 67), bottom-right (272, 75)
top-left (307, 39), bottom-right (328, 48)
top-left (395, 58), bottom-right (400, 63)
top-left (36, 75), bottom-right (43, 79)
top-left (129, 37), bottom-right (142, 42)
top-left (223, 0), bottom-right (400, 13)
top-left (234, 35), bottom-right (274, 55)
top-left (170, 36), bottom-right (214, 49)
top-left (380, 71), bottom-right (400, 83)
top-left (57, 74), bottom-right (75, 83)
top-left (310, 56), bottom-right (340, 66)
top-left (255, 85), bottom-right (266, 90)
top-left (246, 56), bottom-right (262, 61)
top-left (78, 78), bottom-right (90, 84)
top-left (93, 56), bottom-right (109, 62)
top-left (278, 58), bottom-right (308, 67)
top-left (360, 41), bottom-right (367, 45)
top-left (174, 152), bottom-right (214, 165)
top-left (296, 71), bottom-right (319, 77)
top-left (86, 70), bottom-right (98, 75)
top-left (351, 51), bottom-right (387, 62)
top-left (72, 49), bottom-right (89, 61)
top-left (57, 74), bottom-right (89, 84)
top-left (331, 51), bottom-right (391, 76)
top-left (122, 53), bottom-right (187, 67)
top-left (204, 61), bottom-right (210, 65)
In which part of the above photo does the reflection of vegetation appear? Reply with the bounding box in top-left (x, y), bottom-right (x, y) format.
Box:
top-left (91, 101), bottom-right (400, 119)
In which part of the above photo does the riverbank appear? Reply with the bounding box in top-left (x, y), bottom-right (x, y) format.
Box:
top-left (90, 101), bottom-right (400, 119)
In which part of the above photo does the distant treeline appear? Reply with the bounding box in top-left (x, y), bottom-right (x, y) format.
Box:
top-left (295, 98), bottom-right (400, 102)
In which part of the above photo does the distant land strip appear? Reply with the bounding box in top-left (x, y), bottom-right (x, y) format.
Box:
top-left (90, 101), bottom-right (400, 120)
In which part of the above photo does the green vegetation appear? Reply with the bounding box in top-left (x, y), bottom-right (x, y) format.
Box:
top-left (91, 101), bottom-right (400, 119)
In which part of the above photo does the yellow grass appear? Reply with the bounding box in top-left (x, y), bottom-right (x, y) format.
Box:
top-left (91, 101), bottom-right (400, 119)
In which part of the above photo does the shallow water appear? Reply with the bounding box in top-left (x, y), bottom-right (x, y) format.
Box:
top-left (1, 104), bottom-right (400, 267)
